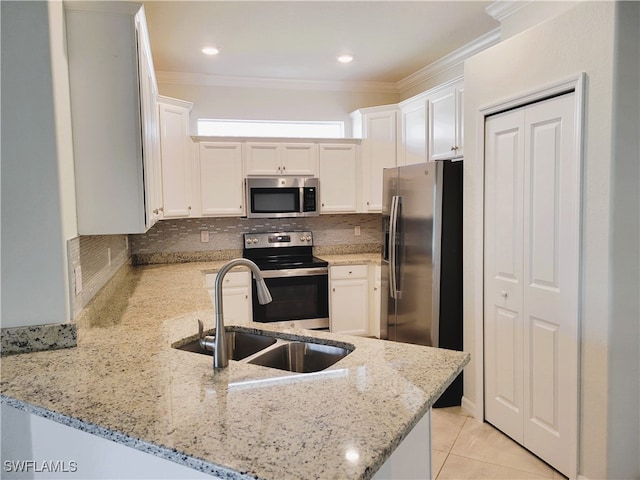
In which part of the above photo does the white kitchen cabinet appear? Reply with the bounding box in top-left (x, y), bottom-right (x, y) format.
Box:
top-left (398, 97), bottom-right (427, 166)
top-left (199, 143), bottom-right (244, 217)
top-left (427, 81), bottom-right (464, 161)
top-left (158, 96), bottom-right (194, 218)
top-left (318, 143), bottom-right (358, 213)
top-left (351, 107), bottom-right (398, 212)
top-left (245, 142), bottom-right (318, 176)
top-left (329, 265), bottom-right (369, 336)
top-left (205, 271), bottom-right (252, 325)
top-left (370, 265), bottom-right (382, 338)
top-left (65, 2), bottom-right (160, 234)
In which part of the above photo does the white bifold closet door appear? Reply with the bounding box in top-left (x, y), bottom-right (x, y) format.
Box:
top-left (484, 92), bottom-right (579, 478)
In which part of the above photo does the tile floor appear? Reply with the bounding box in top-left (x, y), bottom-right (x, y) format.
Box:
top-left (431, 407), bottom-right (567, 479)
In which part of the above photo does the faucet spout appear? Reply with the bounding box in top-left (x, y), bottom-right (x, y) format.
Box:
top-left (213, 258), bottom-right (272, 369)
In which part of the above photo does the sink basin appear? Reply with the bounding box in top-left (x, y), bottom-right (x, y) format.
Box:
top-left (248, 342), bottom-right (351, 373)
top-left (176, 330), bottom-right (277, 361)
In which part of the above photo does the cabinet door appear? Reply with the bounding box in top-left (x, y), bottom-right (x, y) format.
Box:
top-left (207, 271), bottom-right (252, 325)
top-left (370, 265), bottom-right (381, 338)
top-left (245, 143), bottom-right (281, 175)
top-left (318, 144), bottom-right (357, 213)
top-left (428, 87), bottom-right (459, 161)
top-left (159, 103), bottom-right (192, 218)
top-left (330, 278), bottom-right (369, 336)
top-left (363, 111), bottom-right (397, 212)
top-left (427, 83), bottom-right (464, 162)
top-left (330, 265), bottom-right (369, 336)
top-left (199, 143), bottom-right (244, 216)
top-left (281, 143), bottom-right (318, 175)
top-left (399, 100), bottom-right (427, 166)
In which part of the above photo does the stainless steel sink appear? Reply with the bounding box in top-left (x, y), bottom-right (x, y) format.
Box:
top-left (176, 330), bottom-right (277, 361)
top-left (248, 342), bottom-right (351, 373)
top-left (175, 324), bottom-right (353, 373)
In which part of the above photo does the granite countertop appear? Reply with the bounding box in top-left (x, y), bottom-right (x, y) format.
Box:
top-left (0, 260), bottom-right (468, 480)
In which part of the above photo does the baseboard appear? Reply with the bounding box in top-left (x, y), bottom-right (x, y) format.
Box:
top-left (461, 396), bottom-right (480, 420)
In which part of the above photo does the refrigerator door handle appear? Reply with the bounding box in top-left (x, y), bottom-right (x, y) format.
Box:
top-left (389, 195), bottom-right (399, 299)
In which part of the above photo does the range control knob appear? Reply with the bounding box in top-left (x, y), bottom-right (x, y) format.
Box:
top-left (300, 236), bottom-right (306, 241)
top-left (305, 235), bottom-right (312, 241)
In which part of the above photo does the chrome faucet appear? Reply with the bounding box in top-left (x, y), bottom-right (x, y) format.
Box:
top-left (211, 258), bottom-right (272, 369)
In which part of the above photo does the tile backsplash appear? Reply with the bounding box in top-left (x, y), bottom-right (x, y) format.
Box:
top-left (129, 214), bottom-right (382, 256)
top-left (68, 235), bottom-right (129, 318)
top-left (68, 214), bottom-right (381, 315)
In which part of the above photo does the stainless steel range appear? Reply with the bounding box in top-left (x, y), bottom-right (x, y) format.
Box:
top-left (243, 231), bottom-right (329, 330)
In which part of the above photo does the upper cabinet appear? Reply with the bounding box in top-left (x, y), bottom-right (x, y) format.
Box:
top-left (158, 96), bottom-right (194, 219)
top-left (199, 143), bottom-right (245, 217)
top-left (351, 106), bottom-right (398, 212)
top-left (427, 80), bottom-right (464, 161)
top-left (245, 142), bottom-right (318, 176)
top-left (398, 97), bottom-right (427, 166)
top-left (318, 143), bottom-right (359, 213)
top-left (65, 2), bottom-right (160, 234)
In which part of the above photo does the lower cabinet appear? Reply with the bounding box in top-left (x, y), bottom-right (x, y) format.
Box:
top-left (329, 264), bottom-right (370, 336)
top-left (370, 265), bottom-right (381, 338)
top-left (205, 271), bottom-right (252, 325)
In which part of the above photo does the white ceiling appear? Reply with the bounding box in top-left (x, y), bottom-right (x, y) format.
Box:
top-left (143, 1), bottom-right (500, 86)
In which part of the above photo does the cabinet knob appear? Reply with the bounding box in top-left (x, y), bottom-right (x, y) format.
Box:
top-left (153, 209), bottom-right (159, 214)
top-left (501, 290), bottom-right (508, 298)
top-left (332, 288), bottom-right (335, 292)
top-left (451, 146), bottom-right (456, 151)
top-left (159, 207), bottom-right (164, 212)
top-left (188, 205), bottom-right (192, 210)
top-left (282, 166), bottom-right (286, 171)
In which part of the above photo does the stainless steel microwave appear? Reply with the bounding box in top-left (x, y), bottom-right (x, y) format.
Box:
top-left (245, 177), bottom-right (319, 218)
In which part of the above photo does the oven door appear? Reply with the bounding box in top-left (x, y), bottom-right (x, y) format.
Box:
top-left (251, 268), bottom-right (329, 329)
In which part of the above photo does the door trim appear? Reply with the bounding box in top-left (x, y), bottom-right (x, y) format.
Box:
top-left (472, 73), bottom-right (585, 478)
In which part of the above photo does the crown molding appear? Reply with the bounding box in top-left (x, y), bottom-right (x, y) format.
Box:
top-left (485, 1), bottom-right (534, 22)
top-left (157, 28), bottom-right (502, 95)
top-left (156, 71), bottom-right (399, 94)
top-left (396, 28), bottom-right (501, 94)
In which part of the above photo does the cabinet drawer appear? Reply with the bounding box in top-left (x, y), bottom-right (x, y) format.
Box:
top-left (330, 264), bottom-right (368, 280)
top-left (205, 270), bottom-right (250, 289)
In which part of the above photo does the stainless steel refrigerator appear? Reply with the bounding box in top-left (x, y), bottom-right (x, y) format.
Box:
top-left (381, 161), bottom-right (463, 406)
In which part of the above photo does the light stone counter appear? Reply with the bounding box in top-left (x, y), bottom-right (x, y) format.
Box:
top-left (317, 252), bottom-right (381, 266)
top-left (0, 262), bottom-right (468, 479)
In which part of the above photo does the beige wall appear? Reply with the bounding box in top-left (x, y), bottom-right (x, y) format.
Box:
top-left (158, 82), bottom-right (400, 135)
top-left (463, 2), bottom-right (639, 478)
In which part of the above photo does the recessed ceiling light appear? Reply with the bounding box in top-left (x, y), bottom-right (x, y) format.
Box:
top-left (201, 46), bottom-right (220, 56)
top-left (337, 54), bottom-right (354, 64)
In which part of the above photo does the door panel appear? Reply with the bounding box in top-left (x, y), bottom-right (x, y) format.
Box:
top-left (522, 94), bottom-right (578, 474)
top-left (484, 109), bottom-right (525, 443)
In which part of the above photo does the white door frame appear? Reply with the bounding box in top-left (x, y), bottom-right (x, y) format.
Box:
top-left (471, 72), bottom-right (586, 475)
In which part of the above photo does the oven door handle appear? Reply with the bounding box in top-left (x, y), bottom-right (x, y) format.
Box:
top-left (258, 267), bottom-right (328, 278)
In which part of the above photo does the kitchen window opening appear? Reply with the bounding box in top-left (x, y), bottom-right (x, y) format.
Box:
top-left (197, 119), bottom-right (345, 138)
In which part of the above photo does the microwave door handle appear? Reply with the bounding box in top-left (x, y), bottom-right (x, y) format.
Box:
top-left (389, 195), bottom-right (399, 299)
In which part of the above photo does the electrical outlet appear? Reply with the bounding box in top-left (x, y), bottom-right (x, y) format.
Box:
top-left (200, 230), bottom-right (210, 243)
top-left (354, 226), bottom-right (361, 236)
top-left (74, 266), bottom-right (83, 295)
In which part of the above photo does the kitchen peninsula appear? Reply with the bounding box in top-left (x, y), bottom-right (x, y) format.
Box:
top-left (1, 260), bottom-right (468, 479)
